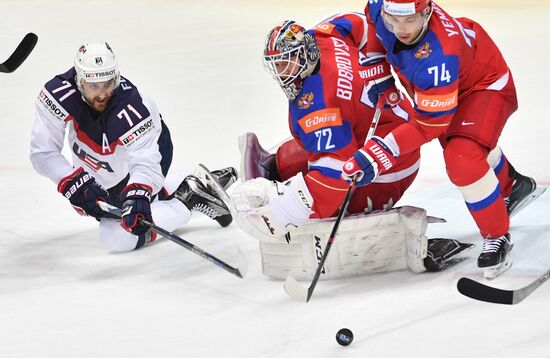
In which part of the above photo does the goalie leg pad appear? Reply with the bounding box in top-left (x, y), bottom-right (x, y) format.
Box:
top-left (231, 173), bottom-right (314, 239)
top-left (259, 206), bottom-right (429, 280)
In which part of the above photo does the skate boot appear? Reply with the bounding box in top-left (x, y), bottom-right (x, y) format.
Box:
top-left (174, 175), bottom-right (232, 227)
top-left (477, 233), bottom-right (513, 279)
top-left (238, 132), bottom-right (280, 181)
top-left (210, 167), bottom-right (238, 191)
top-left (505, 164), bottom-right (542, 218)
top-left (423, 238), bottom-right (474, 272)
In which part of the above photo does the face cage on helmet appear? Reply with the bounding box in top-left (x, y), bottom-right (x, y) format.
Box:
top-left (263, 45), bottom-right (308, 100)
top-left (381, 6), bottom-right (433, 45)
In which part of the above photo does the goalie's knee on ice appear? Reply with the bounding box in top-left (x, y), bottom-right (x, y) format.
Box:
top-left (99, 219), bottom-right (139, 252)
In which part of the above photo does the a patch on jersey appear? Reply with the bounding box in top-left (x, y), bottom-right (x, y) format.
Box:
top-left (119, 117), bottom-right (155, 148)
top-left (415, 90), bottom-right (458, 113)
top-left (315, 22), bottom-right (335, 34)
top-left (298, 108), bottom-right (342, 134)
top-left (414, 43), bottom-right (432, 59)
top-left (37, 88), bottom-right (70, 122)
top-left (297, 92), bottom-right (314, 109)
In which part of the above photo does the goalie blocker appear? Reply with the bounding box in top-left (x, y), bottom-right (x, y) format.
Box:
top-left (237, 203), bottom-right (471, 280)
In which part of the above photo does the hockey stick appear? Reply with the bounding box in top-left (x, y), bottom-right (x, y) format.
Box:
top-left (457, 268), bottom-right (550, 305)
top-left (283, 185), bottom-right (354, 301)
top-left (0, 33), bottom-right (38, 73)
top-left (98, 201), bottom-right (245, 278)
top-left (283, 102), bottom-right (384, 302)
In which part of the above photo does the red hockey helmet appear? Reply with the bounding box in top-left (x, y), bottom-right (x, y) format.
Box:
top-left (383, 0), bottom-right (431, 16)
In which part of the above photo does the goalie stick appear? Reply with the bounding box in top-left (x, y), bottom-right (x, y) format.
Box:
top-left (283, 101), bottom-right (384, 302)
top-left (457, 269), bottom-right (550, 305)
top-left (0, 33), bottom-right (38, 73)
top-left (98, 201), bottom-right (245, 279)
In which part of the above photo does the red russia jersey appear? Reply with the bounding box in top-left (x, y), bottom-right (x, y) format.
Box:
top-left (365, 1), bottom-right (511, 154)
top-left (288, 12), bottom-right (413, 181)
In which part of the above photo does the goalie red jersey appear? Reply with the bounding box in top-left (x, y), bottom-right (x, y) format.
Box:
top-left (275, 13), bottom-right (421, 218)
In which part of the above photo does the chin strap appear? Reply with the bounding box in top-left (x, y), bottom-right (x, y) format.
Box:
top-left (407, 6), bottom-right (434, 45)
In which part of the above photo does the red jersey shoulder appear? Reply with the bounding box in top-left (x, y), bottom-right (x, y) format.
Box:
top-left (312, 12), bottom-right (368, 50)
top-left (428, 4), bottom-right (475, 57)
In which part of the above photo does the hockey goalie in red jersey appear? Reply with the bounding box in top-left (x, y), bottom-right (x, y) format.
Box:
top-left (234, 13), bottom-right (420, 232)
top-left (340, 0), bottom-right (544, 278)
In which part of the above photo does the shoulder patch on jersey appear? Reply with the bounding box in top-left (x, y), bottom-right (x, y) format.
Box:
top-left (298, 108), bottom-right (342, 134)
top-left (297, 92), bottom-right (315, 109)
top-left (119, 117), bottom-right (155, 148)
top-left (315, 22), bottom-right (335, 35)
top-left (37, 88), bottom-right (71, 122)
top-left (415, 42), bottom-right (432, 59)
top-left (415, 90), bottom-right (458, 112)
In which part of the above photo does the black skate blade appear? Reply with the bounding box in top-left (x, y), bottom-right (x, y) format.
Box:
top-left (510, 187), bottom-right (547, 218)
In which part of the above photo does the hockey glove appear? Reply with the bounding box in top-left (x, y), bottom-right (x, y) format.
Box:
top-left (120, 183), bottom-right (153, 236)
top-left (58, 167), bottom-right (110, 220)
top-left (360, 54), bottom-right (400, 109)
top-left (341, 136), bottom-right (397, 187)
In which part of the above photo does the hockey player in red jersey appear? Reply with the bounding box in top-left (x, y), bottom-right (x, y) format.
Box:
top-left (30, 42), bottom-right (236, 252)
top-left (341, 0), bottom-right (541, 277)
top-left (234, 13), bottom-right (421, 236)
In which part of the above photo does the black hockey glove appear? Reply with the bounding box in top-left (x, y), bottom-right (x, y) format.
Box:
top-left (120, 183), bottom-right (153, 236)
top-left (58, 167), bottom-right (110, 220)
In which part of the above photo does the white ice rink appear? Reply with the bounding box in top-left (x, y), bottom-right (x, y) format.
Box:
top-left (1, 0), bottom-right (549, 357)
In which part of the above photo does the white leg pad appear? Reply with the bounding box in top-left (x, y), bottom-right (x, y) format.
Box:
top-left (259, 206), bottom-right (428, 280)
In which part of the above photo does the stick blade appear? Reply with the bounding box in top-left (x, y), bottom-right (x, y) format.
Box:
top-left (283, 276), bottom-right (309, 302)
top-left (1, 33), bottom-right (38, 73)
top-left (457, 277), bottom-right (513, 305)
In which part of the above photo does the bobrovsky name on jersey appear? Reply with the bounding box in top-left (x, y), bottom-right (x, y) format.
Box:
top-left (331, 37), bottom-right (354, 101)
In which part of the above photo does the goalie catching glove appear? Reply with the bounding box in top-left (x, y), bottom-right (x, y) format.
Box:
top-left (120, 183), bottom-right (153, 236)
top-left (57, 167), bottom-right (110, 220)
top-left (341, 136), bottom-right (398, 186)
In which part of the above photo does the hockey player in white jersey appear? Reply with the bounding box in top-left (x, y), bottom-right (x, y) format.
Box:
top-left (30, 42), bottom-right (236, 252)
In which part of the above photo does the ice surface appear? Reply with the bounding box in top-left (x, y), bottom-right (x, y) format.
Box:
top-left (1, 1), bottom-right (549, 357)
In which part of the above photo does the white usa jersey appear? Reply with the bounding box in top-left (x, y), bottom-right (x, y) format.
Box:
top-left (30, 67), bottom-right (168, 194)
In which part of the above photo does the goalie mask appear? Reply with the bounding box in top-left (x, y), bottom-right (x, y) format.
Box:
top-left (263, 21), bottom-right (320, 101)
top-left (382, 0), bottom-right (433, 45)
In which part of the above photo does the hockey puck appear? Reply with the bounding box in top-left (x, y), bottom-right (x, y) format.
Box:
top-left (336, 328), bottom-right (353, 346)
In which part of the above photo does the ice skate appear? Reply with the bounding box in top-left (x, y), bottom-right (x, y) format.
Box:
top-left (174, 175), bottom-right (232, 227)
top-left (477, 234), bottom-right (513, 279)
top-left (505, 165), bottom-right (546, 218)
top-left (423, 238), bottom-right (474, 272)
top-left (194, 165), bottom-right (238, 192)
top-left (238, 132), bottom-right (278, 181)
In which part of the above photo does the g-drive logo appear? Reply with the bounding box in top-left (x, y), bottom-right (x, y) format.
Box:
top-left (120, 118), bottom-right (155, 148)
